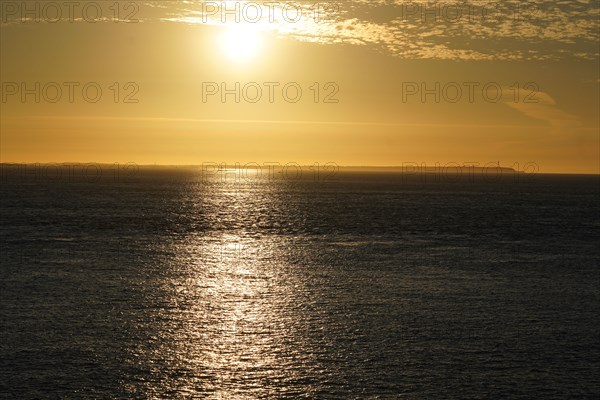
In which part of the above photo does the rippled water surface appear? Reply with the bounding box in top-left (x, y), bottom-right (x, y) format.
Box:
top-left (1, 167), bottom-right (599, 398)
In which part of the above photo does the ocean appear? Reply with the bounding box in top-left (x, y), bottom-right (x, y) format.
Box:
top-left (1, 165), bottom-right (599, 399)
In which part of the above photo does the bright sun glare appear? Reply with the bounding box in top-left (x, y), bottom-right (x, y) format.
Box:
top-left (219, 26), bottom-right (262, 62)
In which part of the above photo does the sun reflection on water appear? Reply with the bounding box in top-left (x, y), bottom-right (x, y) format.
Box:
top-left (143, 173), bottom-right (316, 399)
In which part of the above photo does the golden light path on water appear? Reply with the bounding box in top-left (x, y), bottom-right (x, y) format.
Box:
top-left (133, 170), bottom-right (321, 399)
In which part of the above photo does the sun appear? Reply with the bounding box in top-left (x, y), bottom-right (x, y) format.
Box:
top-left (219, 26), bottom-right (262, 63)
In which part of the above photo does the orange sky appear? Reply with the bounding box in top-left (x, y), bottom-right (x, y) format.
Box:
top-left (1, 1), bottom-right (598, 173)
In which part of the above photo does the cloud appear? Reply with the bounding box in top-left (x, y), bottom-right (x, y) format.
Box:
top-left (503, 89), bottom-right (581, 132)
top-left (157, 0), bottom-right (600, 60)
top-left (2, 0), bottom-right (598, 60)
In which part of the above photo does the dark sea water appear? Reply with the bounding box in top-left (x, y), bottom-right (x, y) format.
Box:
top-left (1, 166), bottom-right (599, 399)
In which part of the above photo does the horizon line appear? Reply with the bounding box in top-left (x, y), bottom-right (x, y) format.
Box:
top-left (1, 162), bottom-right (599, 176)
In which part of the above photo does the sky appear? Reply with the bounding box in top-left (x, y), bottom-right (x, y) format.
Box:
top-left (1, 0), bottom-right (599, 173)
